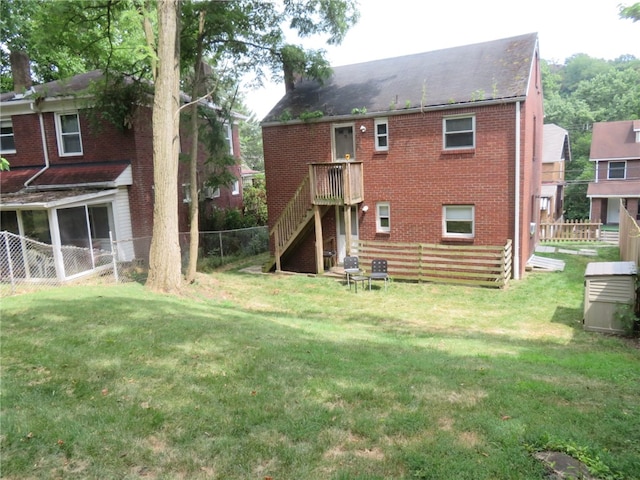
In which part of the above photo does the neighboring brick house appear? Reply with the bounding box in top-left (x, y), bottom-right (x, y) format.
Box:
top-left (587, 120), bottom-right (640, 225)
top-left (262, 33), bottom-right (543, 280)
top-left (0, 69), bottom-right (242, 281)
top-left (540, 124), bottom-right (571, 223)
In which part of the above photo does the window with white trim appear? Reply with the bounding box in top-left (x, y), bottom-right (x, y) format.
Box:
top-left (443, 205), bottom-right (474, 238)
top-left (376, 202), bottom-right (390, 233)
top-left (0, 119), bottom-right (16, 153)
top-left (608, 161), bottom-right (626, 180)
top-left (375, 118), bottom-right (388, 151)
top-left (182, 183), bottom-right (192, 203)
top-left (225, 123), bottom-right (234, 155)
top-left (55, 112), bottom-right (83, 155)
top-left (443, 115), bottom-right (475, 150)
top-left (232, 180), bottom-right (240, 195)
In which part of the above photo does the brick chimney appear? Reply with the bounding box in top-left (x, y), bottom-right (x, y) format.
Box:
top-left (10, 51), bottom-right (32, 93)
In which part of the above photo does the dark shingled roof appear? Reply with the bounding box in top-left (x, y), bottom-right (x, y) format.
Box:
top-left (0, 161), bottom-right (130, 194)
top-left (263, 33), bottom-right (539, 123)
top-left (589, 120), bottom-right (640, 160)
top-left (0, 70), bottom-right (103, 102)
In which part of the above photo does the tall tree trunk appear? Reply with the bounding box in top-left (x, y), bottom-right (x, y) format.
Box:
top-left (185, 11), bottom-right (206, 284)
top-left (146, 0), bottom-right (182, 293)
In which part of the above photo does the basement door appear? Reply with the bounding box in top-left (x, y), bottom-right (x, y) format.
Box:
top-left (336, 205), bottom-right (359, 263)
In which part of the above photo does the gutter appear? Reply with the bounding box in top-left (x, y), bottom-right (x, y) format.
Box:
top-left (24, 105), bottom-right (50, 187)
top-left (260, 96), bottom-right (529, 127)
top-left (514, 101), bottom-right (521, 280)
top-left (24, 181), bottom-right (118, 191)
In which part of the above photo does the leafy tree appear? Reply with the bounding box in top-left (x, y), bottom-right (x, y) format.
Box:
top-left (619, 2), bottom-right (640, 21)
top-left (240, 113), bottom-right (265, 171)
top-left (146, 0), bottom-right (182, 294)
top-left (242, 176), bottom-right (268, 226)
top-left (560, 54), bottom-right (610, 94)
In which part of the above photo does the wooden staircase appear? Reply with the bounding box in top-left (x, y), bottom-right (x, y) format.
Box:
top-left (267, 162), bottom-right (364, 273)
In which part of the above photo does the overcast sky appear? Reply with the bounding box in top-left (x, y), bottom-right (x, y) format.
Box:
top-left (244, 0), bottom-right (639, 119)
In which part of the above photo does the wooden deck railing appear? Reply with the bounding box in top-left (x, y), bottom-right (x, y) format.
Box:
top-left (309, 161), bottom-right (363, 205)
top-left (357, 239), bottom-right (512, 288)
top-left (539, 220), bottom-right (602, 242)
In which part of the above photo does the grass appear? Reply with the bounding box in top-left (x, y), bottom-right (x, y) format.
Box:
top-left (1, 245), bottom-right (639, 479)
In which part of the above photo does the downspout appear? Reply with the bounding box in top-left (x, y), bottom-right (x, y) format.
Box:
top-left (513, 101), bottom-right (521, 280)
top-left (24, 104), bottom-right (50, 187)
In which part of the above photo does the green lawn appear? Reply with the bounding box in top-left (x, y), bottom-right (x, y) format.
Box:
top-left (1, 246), bottom-right (639, 479)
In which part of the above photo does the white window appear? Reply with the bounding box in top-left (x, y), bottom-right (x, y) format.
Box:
top-left (376, 202), bottom-right (390, 233)
top-left (225, 123), bottom-right (234, 155)
top-left (443, 115), bottom-right (475, 150)
top-left (232, 180), bottom-right (240, 195)
top-left (375, 118), bottom-right (388, 151)
top-left (443, 205), bottom-right (474, 238)
top-left (204, 186), bottom-right (220, 199)
top-left (0, 119), bottom-right (16, 153)
top-left (55, 112), bottom-right (83, 155)
top-left (182, 183), bottom-right (192, 203)
top-left (608, 161), bottom-right (626, 180)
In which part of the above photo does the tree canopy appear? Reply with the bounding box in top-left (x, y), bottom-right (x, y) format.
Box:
top-left (542, 50), bottom-right (640, 219)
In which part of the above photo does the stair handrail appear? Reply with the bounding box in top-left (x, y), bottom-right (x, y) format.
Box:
top-left (270, 174), bottom-right (312, 253)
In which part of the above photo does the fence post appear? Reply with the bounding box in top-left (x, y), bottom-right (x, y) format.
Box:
top-left (3, 232), bottom-right (16, 293)
top-left (218, 231), bottom-right (224, 260)
top-left (109, 231), bottom-right (119, 283)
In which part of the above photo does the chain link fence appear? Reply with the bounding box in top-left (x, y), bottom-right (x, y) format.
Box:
top-left (1, 226), bottom-right (268, 297)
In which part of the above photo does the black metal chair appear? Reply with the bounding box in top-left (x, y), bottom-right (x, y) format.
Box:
top-left (369, 259), bottom-right (389, 290)
top-left (343, 255), bottom-right (362, 290)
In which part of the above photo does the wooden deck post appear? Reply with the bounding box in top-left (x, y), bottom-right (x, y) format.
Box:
top-left (344, 205), bottom-right (352, 256)
top-left (314, 204), bottom-right (325, 274)
top-left (274, 229), bottom-right (281, 272)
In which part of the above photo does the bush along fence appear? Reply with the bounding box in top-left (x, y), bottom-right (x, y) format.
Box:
top-left (357, 239), bottom-right (513, 288)
top-left (0, 227), bottom-right (268, 296)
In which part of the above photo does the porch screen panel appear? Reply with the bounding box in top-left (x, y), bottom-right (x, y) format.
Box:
top-left (22, 210), bottom-right (51, 243)
top-left (58, 206), bottom-right (92, 276)
top-left (88, 205), bottom-right (112, 251)
top-left (59, 207), bottom-right (90, 247)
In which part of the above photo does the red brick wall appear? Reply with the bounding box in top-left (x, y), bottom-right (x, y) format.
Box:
top-left (264, 95), bottom-right (543, 276)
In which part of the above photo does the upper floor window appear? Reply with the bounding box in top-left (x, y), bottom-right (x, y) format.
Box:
top-left (55, 112), bottom-right (83, 156)
top-left (182, 183), bottom-right (192, 203)
top-left (443, 115), bottom-right (475, 150)
top-left (443, 205), bottom-right (474, 238)
top-left (232, 180), bottom-right (240, 195)
top-left (608, 161), bottom-right (626, 180)
top-left (225, 123), bottom-right (234, 155)
top-left (376, 202), bottom-right (390, 233)
top-left (375, 118), bottom-right (388, 152)
top-left (0, 119), bottom-right (16, 154)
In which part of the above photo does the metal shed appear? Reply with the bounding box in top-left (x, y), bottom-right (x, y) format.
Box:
top-left (583, 261), bottom-right (637, 334)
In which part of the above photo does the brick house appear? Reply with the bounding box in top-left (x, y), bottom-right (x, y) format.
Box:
top-left (262, 33), bottom-right (543, 280)
top-left (587, 120), bottom-right (640, 225)
top-left (0, 69), bottom-right (242, 281)
top-left (540, 124), bottom-right (571, 223)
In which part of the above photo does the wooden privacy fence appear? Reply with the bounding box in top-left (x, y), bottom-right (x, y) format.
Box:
top-left (539, 220), bottom-right (601, 242)
top-left (357, 240), bottom-right (513, 288)
top-left (619, 204), bottom-right (640, 266)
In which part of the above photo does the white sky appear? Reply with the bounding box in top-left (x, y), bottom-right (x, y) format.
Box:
top-left (244, 0), bottom-right (640, 119)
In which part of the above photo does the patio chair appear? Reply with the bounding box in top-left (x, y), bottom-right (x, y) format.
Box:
top-left (368, 259), bottom-right (389, 290)
top-left (343, 255), bottom-right (362, 289)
